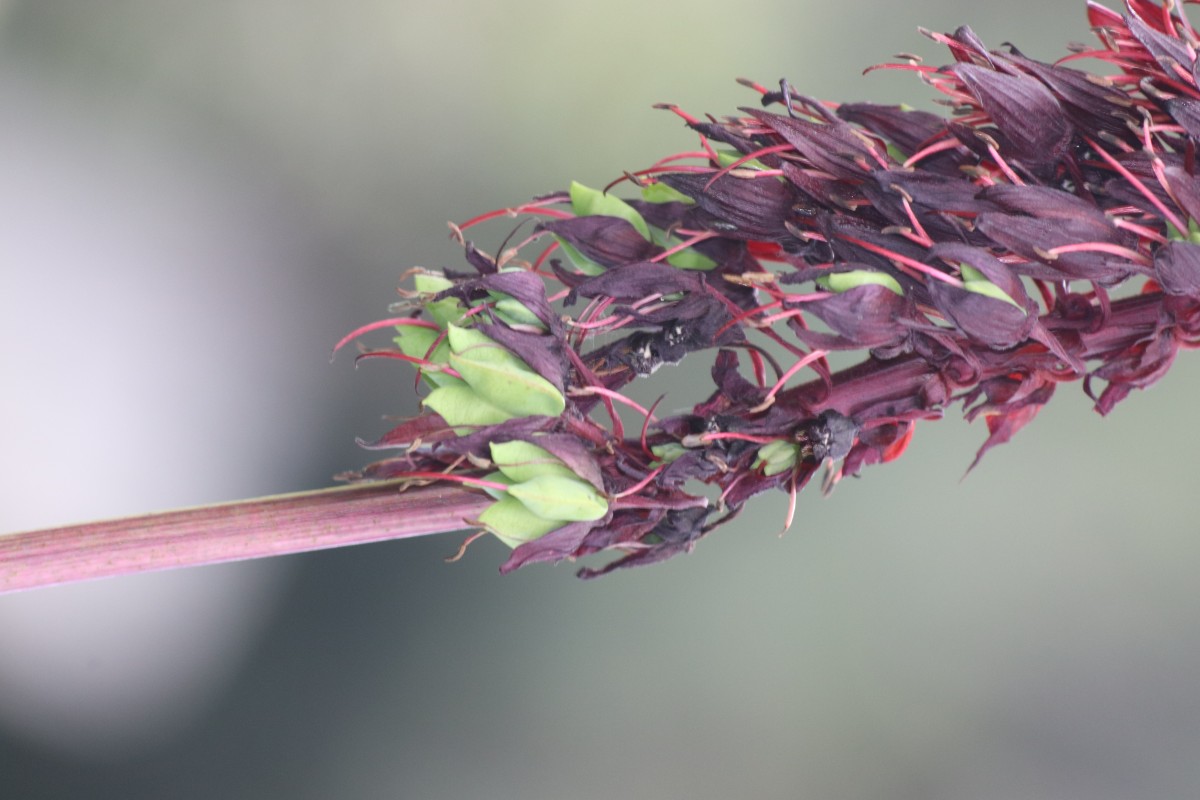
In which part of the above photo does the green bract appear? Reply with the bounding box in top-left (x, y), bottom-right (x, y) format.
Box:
top-left (817, 270), bottom-right (904, 296)
top-left (413, 271), bottom-right (465, 328)
top-left (394, 327), bottom-right (459, 388)
top-left (446, 324), bottom-right (565, 418)
top-left (423, 384), bottom-right (512, 428)
top-left (641, 181), bottom-right (695, 205)
top-left (754, 439), bottom-right (800, 476)
top-left (506, 474), bottom-right (609, 522)
top-left (479, 496), bottom-right (564, 547)
top-left (715, 148), bottom-right (769, 171)
top-left (477, 440), bottom-right (610, 548)
top-left (650, 442), bottom-right (687, 463)
top-left (554, 237), bottom-right (607, 276)
top-left (1167, 218), bottom-right (1200, 244)
top-left (959, 264), bottom-right (1022, 309)
top-left (491, 295), bottom-right (547, 329)
top-left (563, 181), bottom-right (716, 272)
top-left (569, 180), bottom-right (651, 240)
top-left (489, 440), bottom-right (578, 483)
top-left (665, 245), bottom-right (717, 271)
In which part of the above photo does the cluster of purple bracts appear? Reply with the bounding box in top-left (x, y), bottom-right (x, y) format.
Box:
top-left (344, 0), bottom-right (1200, 577)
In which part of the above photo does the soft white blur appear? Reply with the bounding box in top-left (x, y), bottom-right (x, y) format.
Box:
top-left (0, 0), bottom-right (1198, 797)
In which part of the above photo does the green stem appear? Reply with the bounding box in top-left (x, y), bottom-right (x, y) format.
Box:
top-left (0, 482), bottom-right (492, 595)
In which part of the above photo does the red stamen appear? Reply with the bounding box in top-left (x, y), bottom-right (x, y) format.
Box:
top-left (1088, 139), bottom-right (1189, 232)
top-left (614, 467), bottom-right (665, 500)
top-left (568, 385), bottom-right (659, 423)
top-left (353, 351), bottom-right (461, 379)
top-left (1045, 241), bottom-right (1153, 268)
top-left (696, 431), bottom-right (781, 445)
top-left (640, 394), bottom-right (667, 459)
top-left (332, 317), bottom-right (439, 356)
top-left (838, 235), bottom-right (965, 287)
top-left (703, 142), bottom-right (795, 189)
top-left (650, 231), bottom-right (718, 263)
top-left (715, 300), bottom-right (782, 338)
top-left (751, 349), bottom-right (830, 413)
top-left (563, 347), bottom-right (624, 441)
top-left (455, 198), bottom-right (572, 233)
top-left (748, 348), bottom-right (767, 387)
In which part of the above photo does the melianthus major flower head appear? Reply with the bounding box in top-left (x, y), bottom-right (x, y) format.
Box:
top-left (341, 0), bottom-right (1200, 578)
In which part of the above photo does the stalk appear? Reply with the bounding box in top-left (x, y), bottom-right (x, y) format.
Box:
top-left (0, 482), bottom-right (491, 594)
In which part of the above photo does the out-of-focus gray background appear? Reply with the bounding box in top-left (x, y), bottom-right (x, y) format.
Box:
top-left (1, 1), bottom-right (1198, 797)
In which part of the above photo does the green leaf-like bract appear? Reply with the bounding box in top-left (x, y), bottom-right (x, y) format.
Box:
top-left (506, 475), bottom-right (609, 522)
top-left (489, 440), bottom-right (578, 483)
top-left (446, 325), bottom-right (566, 417)
top-left (479, 496), bottom-right (563, 547)
top-left (569, 180), bottom-right (651, 240)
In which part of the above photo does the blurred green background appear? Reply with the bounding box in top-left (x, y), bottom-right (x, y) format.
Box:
top-left (2, 1), bottom-right (1199, 797)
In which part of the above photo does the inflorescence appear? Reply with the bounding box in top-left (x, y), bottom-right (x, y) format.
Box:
top-left (339, 0), bottom-right (1200, 577)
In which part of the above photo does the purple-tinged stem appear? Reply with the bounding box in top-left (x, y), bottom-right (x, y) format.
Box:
top-left (0, 482), bottom-right (492, 595)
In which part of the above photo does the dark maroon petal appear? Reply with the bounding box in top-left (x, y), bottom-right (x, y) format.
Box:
top-left (861, 169), bottom-right (994, 242)
top-left (439, 270), bottom-right (564, 335)
top-left (836, 103), bottom-right (953, 162)
top-left (778, 162), bottom-right (859, 216)
top-left (1161, 165), bottom-right (1200, 223)
top-left (841, 421), bottom-right (912, 478)
top-left (475, 321), bottom-right (569, 391)
top-left (977, 183), bottom-right (1112, 223)
top-left (576, 506), bottom-right (714, 579)
top-left (573, 260), bottom-right (702, 300)
top-left (951, 63), bottom-right (1073, 169)
top-left (349, 457), bottom-right (423, 481)
top-left (944, 25), bottom-right (997, 66)
top-left (509, 432), bottom-right (606, 492)
top-left (1124, 12), bottom-right (1193, 77)
top-left (963, 379), bottom-right (1055, 473)
top-left (926, 279), bottom-right (1034, 348)
top-left (626, 198), bottom-right (691, 231)
top-left (744, 108), bottom-right (876, 181)
top-left (538, 216), bottom-right (660, 268)
top-left (1100, 151), bottom-right (1200, 226)
top-left (872, 169), bottom-right (995, 215)
top-left (461, 241), bottom-right (497, 274)
top-left (685, 120), bottom-right (762, 157)
top-left (820, 216), bottom-right (936, 297)
top-left (435, 416), bottom-right (558, 461)
top-left (802, 283), bottom-right (913, 349)
top-left (1167, 98), bottom-right (1200, 142)
top-left (498, 519), bottom-right (604, 574)
top-left (1086, 329), bottom-right (1177, 415)
top-left (998, 49), bottom-right (1136, 139)
top-left (358, 414), bottom-right (457, 450)
top-left (659, 171), bottom-right (798, 240)
top-left (719, 467), bottom-right (796, 509)
top-left (929, 243), bottom-right (1032, 308)
top-left (974, 213), bottom-right (1132, 282)
top-left (1154, 241), bottom-right (1200, 297)
top-left (709, 349), bottom-right (769, 408)
top-left (658, 449), bottom-right (728, 487)
top-left (579, 510), bottom-right (666, 551)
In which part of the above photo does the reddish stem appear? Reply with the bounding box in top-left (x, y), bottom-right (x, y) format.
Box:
top-left (0, 482), bottom-right (492, 595)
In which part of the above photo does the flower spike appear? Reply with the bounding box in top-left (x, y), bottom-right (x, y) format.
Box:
top-left (338, 0), bottom-right (1200, 578)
